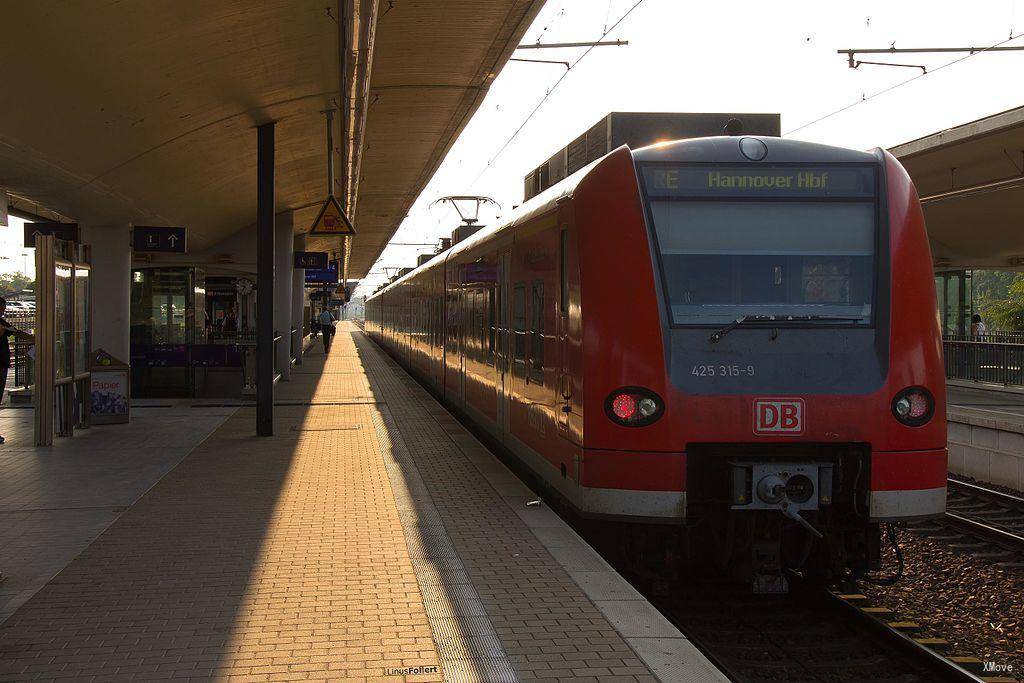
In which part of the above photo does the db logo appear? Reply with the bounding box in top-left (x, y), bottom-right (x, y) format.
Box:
top-left (754, 398), bottom-right (805, 435)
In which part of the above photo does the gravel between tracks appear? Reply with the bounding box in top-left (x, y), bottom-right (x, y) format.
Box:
top-left (862, 527), bottom-right (1024, 675)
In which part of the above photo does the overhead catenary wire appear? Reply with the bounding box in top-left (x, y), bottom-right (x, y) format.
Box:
top-left (786, 30), bottom-right (1024, 137)
top-left (469, 0), bottom-right (647, 187)
top-left (362, 2), bottom-right (642, 293)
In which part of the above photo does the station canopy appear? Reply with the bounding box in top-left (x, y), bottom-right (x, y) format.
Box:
top-left (0, 1), bottom-right (544, 278)
top-left (891, 105), bottom-right (1024, 270)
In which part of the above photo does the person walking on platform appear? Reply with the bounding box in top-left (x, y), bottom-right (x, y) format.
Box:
top-left (317, 307), bottom-right (336, 352)
top-left (0, 297), bottom-right (34, 444)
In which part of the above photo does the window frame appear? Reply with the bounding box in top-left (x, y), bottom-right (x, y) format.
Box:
top-left (512, 283), bottom-right (527, 375)
top-left (559, 228), bottom-right (569, 316)
top-left (529, 279), bottom-right (545, 383)
top-left (636, 160), bottom-right (884, 330)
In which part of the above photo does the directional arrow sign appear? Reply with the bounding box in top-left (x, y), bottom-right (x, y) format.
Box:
top-left (23, 222), bottom-right (80, 247)
top-left (133, 226), bottom-right (186, 253)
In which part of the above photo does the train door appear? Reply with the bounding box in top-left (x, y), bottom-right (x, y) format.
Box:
top-left (496, 250), bottom-right (512, 440)
top-left (557, 227), bottom-right (571, 435)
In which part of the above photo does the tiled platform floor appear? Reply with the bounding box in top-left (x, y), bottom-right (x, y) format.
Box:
top-left (0, 404), bottom-right (235, 624)
top-left (0, 325), bottom-right (722, 682)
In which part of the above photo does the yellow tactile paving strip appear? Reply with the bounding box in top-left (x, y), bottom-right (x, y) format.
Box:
top-left (0, 324), bottom-right (661, 682)
top-left (0, 337), bottom-right (441, 682)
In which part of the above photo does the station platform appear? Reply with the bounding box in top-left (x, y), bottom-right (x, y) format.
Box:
top-left (947, 383), bottom-right (1024, 491)
top-left (0, 323), bottom-right (723, 682)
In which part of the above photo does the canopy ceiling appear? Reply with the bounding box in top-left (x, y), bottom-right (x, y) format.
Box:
top-left (891, 106), bottom-right (1024, 270)
top-left (0, 0), bottom-right (544, 278)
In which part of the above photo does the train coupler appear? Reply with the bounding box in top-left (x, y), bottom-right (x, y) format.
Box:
top-left (752, 540), bottom-right (788, 594)
top-left (781, 501), bottom-right (823, 539)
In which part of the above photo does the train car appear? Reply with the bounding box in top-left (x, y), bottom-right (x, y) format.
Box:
top-left (365, 135), bottom-right (946, 590)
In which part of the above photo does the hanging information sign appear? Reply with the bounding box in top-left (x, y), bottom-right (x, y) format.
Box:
top-left (308, 196), bottom-right (356, 236)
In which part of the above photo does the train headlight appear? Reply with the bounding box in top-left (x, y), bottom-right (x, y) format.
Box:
top-left (605, 387), bottom-right (664, 427)
top-left (891, 387), bottom-right (934, 426)
top-left (638, 397), bottom-right (659, 418)
top-left (739, 137), bottom-right (769, 161)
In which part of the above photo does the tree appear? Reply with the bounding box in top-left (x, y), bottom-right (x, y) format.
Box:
top-left (976, 270), bottom-right (1024, 331)
top-left (973, 269), bottom-right (1014, 306)
top-left (0, 272), bottom-right (32, 296)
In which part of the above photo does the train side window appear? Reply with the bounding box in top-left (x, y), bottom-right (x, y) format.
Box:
top-left (475, 289), bottom-right (486, 362)
top-left (530, 280), bottom-right (544, 382)
top-left (513, 284), bottom-right (526, 370)
top-left (487, 287), bottom-right (496, 361)
top-left (446, 290), bottom-right (458, 352)
top-left (559, 229), bottom-right (568, 315)
top-left (433, 296), bottom-right (440, 348)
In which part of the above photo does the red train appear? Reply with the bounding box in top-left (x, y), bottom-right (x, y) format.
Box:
top-left (365, 135), bottom-right (947, 590)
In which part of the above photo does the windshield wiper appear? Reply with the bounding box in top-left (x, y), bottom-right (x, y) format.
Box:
top-left (709, 315), bottom-right (763, 343)
top-left (708, 314), bottom-right (865, 343)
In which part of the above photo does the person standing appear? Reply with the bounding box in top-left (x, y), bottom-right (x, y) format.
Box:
top-left (0, 297), bottom-right (34, 444)
top-left (971, 313), bottom-right (987, 338)
top-left (317, 307), bottom-right (336, 352)
top-left (223, 303), bottom-right (239, 334)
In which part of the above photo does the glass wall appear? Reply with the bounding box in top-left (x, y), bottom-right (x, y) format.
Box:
top-left (131, 268), bottom-right (190, 345)
top-left (130, 268), bottom-right (193, 397)
top-left (935, 270), bottom-right (972, 337)
top-left (130, 267), bottom-right (253, 398)
top-left (55, 263), bottom-right (74, 380)
top-left (74, 265), bottom-right (90, 376)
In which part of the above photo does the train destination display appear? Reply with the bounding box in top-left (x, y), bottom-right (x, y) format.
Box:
top-left (643, 165), bottom-right (875, 198)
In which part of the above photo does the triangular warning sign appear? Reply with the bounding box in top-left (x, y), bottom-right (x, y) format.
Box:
top-left (308, 195), bottom-right (356, 236)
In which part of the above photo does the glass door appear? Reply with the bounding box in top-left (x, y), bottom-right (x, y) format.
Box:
top-left (130, 268), bottom-right (193, 397)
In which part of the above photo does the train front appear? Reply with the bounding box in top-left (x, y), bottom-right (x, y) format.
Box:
top-left (587, 136), bottom-right (947, 590)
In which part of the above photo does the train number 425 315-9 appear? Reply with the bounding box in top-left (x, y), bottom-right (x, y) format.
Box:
top-left (691, 364), bottom-right (755, 378)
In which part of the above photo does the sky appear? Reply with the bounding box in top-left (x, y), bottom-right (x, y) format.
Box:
top-left (354, 0), bottom-right (1024, 295)
top-left (3, 1), bottom-right (1021, 291)
top-left (0, 215), bottom-right (34, 278)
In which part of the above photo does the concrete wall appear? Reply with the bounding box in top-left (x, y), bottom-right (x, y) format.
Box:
top-left (82, 224), bottom-right (131, 362)
top-left (947, 412), bottom-right (1024, 490)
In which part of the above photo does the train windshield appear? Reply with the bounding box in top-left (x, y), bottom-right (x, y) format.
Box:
top-left (640, 164), bottom-right (877, 326)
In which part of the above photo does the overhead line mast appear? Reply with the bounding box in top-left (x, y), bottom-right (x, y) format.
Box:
top-left (839, 44), bottom-right (1024, 72)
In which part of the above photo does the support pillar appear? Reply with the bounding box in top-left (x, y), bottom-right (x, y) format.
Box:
top-left (291, 234), bottom-right (307, 366)
top-left (274, 213), bottom-right (294, 380)
top-left (256, 122), bottom-right (275, 437)
top-left (33, 235), bottom-right (55, 446)
top-left (81, 224), bottom-right (131, 361)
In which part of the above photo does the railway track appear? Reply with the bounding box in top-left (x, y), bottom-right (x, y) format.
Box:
top-left (912, 478), bottom-right (1024, 566)
top-left (438, 402), bottom-right (1010, 681)
top-left (648, 573), bottom-right (985, 683)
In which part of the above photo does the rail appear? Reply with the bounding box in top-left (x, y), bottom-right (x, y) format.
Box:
top-left (943, 478), bottom-right (1024, 555)
top-left (654, 573), bottom-right (982, 683)
top-left (942, 337), bottom-right (1024, 385)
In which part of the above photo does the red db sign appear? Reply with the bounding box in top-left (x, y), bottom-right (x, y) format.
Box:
top-left (754, 398), bottom-right (805, 435)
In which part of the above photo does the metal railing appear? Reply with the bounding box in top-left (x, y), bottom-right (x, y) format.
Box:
top-left (946, 330), bottom-right (1024, 344)
top-left (8, 313), bottom-right (35, 390)
top-left (240, 334), bottom-right (282, 389)
top-left (943, 338), bottom-right (1024, 385)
